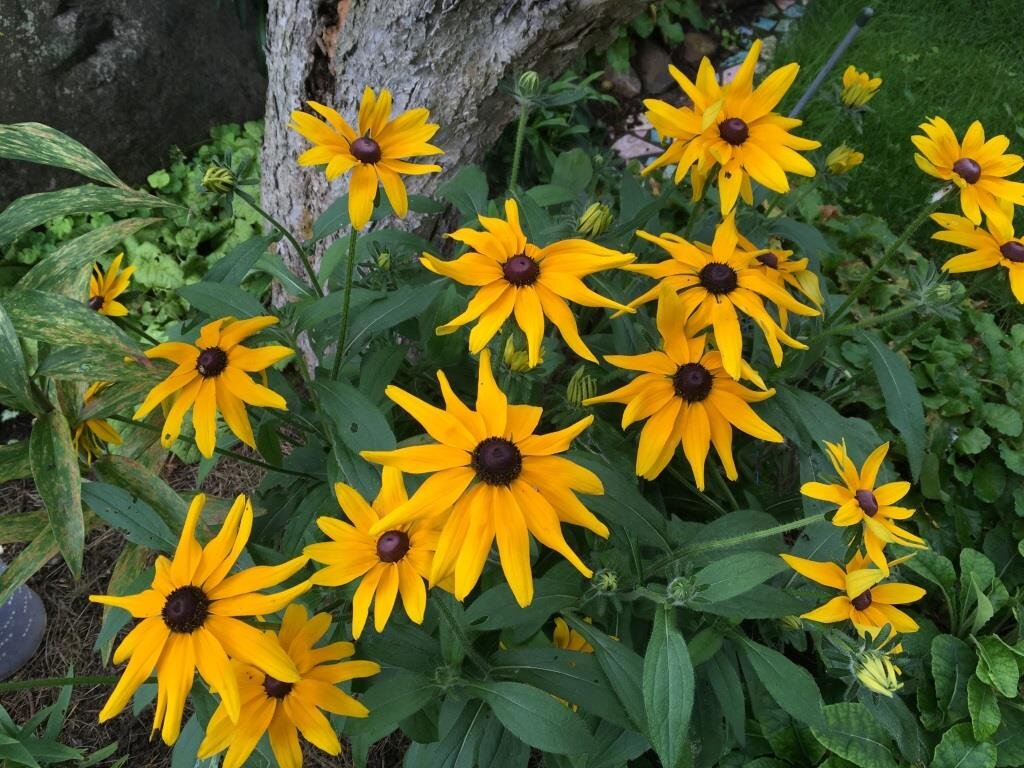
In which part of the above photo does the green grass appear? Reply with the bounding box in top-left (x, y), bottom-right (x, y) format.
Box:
top-left (776, 0), bottom-right (1024, 227)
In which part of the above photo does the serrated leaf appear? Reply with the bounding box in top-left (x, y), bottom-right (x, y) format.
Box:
top-left (643, 606), bottom-right (694, 768)
top-left (931, 722), bottom-right (996, 768)
top-left (740, 637), bottom-right (825, 728)
top-left (811, 702), bottom-right (898, 768)
top-left (472, 681), bottom-right (592, 755)
top-left (932, 634), bottom-right (975, 724)
top-left (967, 676), bottom-right (1001, 742)
top-left (973, 636), bottom-right (1019, 698)
top-left (30, 410), bottom-right (84, 577)
top-left (693, 551), bottom-right (787, 603)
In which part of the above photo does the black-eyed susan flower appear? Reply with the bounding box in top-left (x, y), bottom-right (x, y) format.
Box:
top-left (642, 39), bottom-right (820, 213)
top-left (781, 551), bottom-right (924, 637)
top-left (552, 617), bottom-right (593, 653)
top-left (912, 117), bottom-right (1024, 227)
top-left (748, 239), bottom-right (823, 327)
top-left (422, 199), bottom-right (635, 367)
top-left (626, 212), bottom-right (819, 379)
top-left (304, 469), bottom-right (439, 638)
top-left (802, 441), bottom-right (925, 575)
top-left (585, 286), bottom-right (782, 487)
top-left (88, 253), bottom-right (134, 316)
top-left (360, 349), bottom-right (607, 607)
top-left (840, 66), bottom-right (882, 108)
top-left (134, 316), bottom-right (293, 458)
top-left (290, 88), bottom-right (442, 229)
top-left (89, 494), bottom-right (310, 744)
top-left (197, 603), bottom-right (379, 768)
top-left (73, 382), bottom-right (122, 464)
top-left (826, 144), bottom-right (864, 174)
top-left (932, 211), bottom-right (1024, 302)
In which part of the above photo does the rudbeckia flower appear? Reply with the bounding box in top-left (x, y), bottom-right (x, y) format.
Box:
top-left (88, 253), bottom-right (134, 316)
top-left (361, 349), bottom-right (607, 608)
top-left (134, 316), bottom-right (293, 458)
top-left (305, 469), bottom-right (438, 638)
top-left (552, 617), bottom-right (593, 653)
top-left (932, 211), bottom-right (1024, 302)
top-left (826, 143), bottom-right (865, 174)
top-left (840, 66), bottom-right (882, 108)
top-left (289, 88), bottom-right (442, 229)
top-left (73, 382), bottom-right (122, 464)
top-left (89, 494), bottom-right (310, 744)
top-left (801, 441), bottom-right (925, 575)
top-left (626, 212), bottom-right (819, 379)
top-left (781, 551), bottom-right (924, 637)
top-left (422, 199), bottom-right (635, 367)
top-left (912, 117), bottom-right (1024, 227)
top-left (642, 39), bottom-right (820, 213)
top-left (197, 604), bottom-right (379, 768)
top-left (750, 242), bottom-right (824, 327)
top-left (584, 286), bottom-right (782, 487)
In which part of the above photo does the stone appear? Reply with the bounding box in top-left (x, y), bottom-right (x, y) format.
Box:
top-left (601, 66), bottom-right (642, 99)
top-left (681, 31), bottom-right (717, 66)
top-left (0, 0), bottom-right (266, 208)
top-left (0, 558), bottom-right (46, 681)
top-left (636, 40), bottom-right (674, 95)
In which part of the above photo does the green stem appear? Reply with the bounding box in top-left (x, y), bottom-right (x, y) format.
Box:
top-left (814, 301), bottom-right (924, 341)
top-left (331, 228), bottom-right (359, 380)
top-left (436, 593), bottom-right (491, 674)
top-left (648, 512), bottom-right (826, 575)
top-left (709, 463), bottom-right (740, 511)
top-left (667, 465), bottom-right (728, 517)
top-left (0, 674), bottom-right (122, 692)
top-left (826, 191), bottom-right (948, 327)
top-left (507, 104), bottom-right (530, 191)
top-left (235, 188), bottom-right (324, 298)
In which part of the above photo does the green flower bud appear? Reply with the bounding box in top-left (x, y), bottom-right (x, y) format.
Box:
top-left (592, 569), bottom-right (619, 594)
top-left (503, 336), bottom-right (537, 372)
top-left (577, 202), bottom-right (613, 238)
top-left (202, 165), bottom-right (236, 195)
top-left (566, 365), bottom-right (597, 406)
top-left (518, 70), bottom-right (541, 99)
top-left (855, 651), bottom-right (902, 697)
top-left (666, 576), bottom-right (699, 606)
top-left (376, 251), bottom-right (392, 270)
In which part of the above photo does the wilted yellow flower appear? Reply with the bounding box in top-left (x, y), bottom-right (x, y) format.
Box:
top-left (826, 144), bottom-right (864, 174)
top-left (840, 66), bottom-right (882, 108)
top-left (73, 382), bottom-right (122, 464)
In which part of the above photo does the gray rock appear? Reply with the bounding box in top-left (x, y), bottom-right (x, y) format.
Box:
top-left (0, 0), bottom-right (266, 208)
top-left (681, 31), bottom-right (718, 66)
top-left (636, 40), bottom-right (674, 95)
top-left (0, 559), bottom-right (46, 681)
top-left (601, 66), bottom-right (642, 99)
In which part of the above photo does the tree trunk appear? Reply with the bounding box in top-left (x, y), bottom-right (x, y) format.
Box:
top-left (262, 0), bottom-right (649, 274)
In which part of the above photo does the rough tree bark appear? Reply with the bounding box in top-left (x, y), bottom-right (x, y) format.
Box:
top-left (261, 0), bottom-right (651, 277)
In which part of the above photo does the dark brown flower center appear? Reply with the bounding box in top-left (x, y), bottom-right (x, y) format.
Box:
top-left (673, 363), bottom-right (713, 402)
top-left (719, 117), bottom-right (749, 146)
top-left (1000, 241), bottom-right (1024, 263)
top-left (503, 254), bottom-right (540, 287)
top-left (351, 136), bottom-right (382, 164)
top-left (855, 489), bottom-right (878, 517)
top-left (851, 590), bottom-right (872, 611)
top-left (699, 263), bottom-right (738, 295)
top-left (756, 253), bottom-right (779, 269)
top-left (162, 585), bottom-right (210, 633)
top-left (87, 295), bottom-right (105, 311)
top-left (196, 347), bottom-right (228, 378)
top-left (262, 675), bottom-right (294, 699)
top-left (952, 157), bottom-right (981, 184)
top-left (471, 437), bottom-right (523, 485)
top-left (376, 530), bottom-right (411, 563)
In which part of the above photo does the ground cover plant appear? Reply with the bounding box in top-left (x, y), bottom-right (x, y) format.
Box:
top-left (1, 9), bottom-right (1024, 768)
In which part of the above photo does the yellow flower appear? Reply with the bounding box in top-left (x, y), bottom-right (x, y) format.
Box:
top-left (584, 286), bottom-right (781, 487)
top-left (912, 117), bottom-right (1024, 227)
top-left (932, 211), bottom-right (1024, 302)
top-left (503, 335), bottom-right (538, 372)
top-left (88, 253), bottom-right (134, 316)
top-left (422, 199), bottom-right (635, 367)
top-left (826, 144), bottom-right (864, 174)
top-left (134, 316), bottom-right (293, 458)
top-left (305, 469), bottom-right (438, 638)
top-left (801, 441), bottom-right (925, 575)
top-left (626, 212), bottom-right (819, 379)
top-left (197, 604), bottom-right (379, 768)
top-left (73, 382), bottom-right (122, 464)
top-left (751, 241), bottom-right (824, 324)
top-left (552, 617), bottom-right (593, 653)
top-left (360, 350), bottom-right (607, 607)
top-left (781, 551), bottom-right (925, 637)
top-left (89, 494), bottom-right (310, 744)
top-left (643, 39), bottom-right (820, 213)
top-left (290, 88), bottom-right (442, 229)
top-left (855, 648), bottom-right (902, 697)
top-left (840, 66), bottom-right (882, 108)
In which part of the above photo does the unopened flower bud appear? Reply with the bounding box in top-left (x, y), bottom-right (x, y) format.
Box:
top-left (780, 615), bottom-right (803, 631)
top-left (666, 576), bottom-right (698, 606)
top-left (202, 165), bottom-right (236, 194)
top-left (566, 366), bottom-right (597, 406)
top-left (518, 71), bottom-right (541, 99)
top-left (376, 251), bottom-right (391, 270)
top-left (577, 202), bottom-right (613, 237)
top-left (855, 651), bottom-right (902, 697)
top-left (503, 336), bottom-right (536, 372)
top-left (826, 144), bottom-right (864, 175)
top-left (592, 569), bottom-right (619, 593)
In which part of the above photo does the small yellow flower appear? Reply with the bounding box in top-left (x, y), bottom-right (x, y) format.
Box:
top-left (749, 240), bottom-right (824, 327)
top-left (552, 617), bottom-right (593, 653)
top-left (73, 383), bottom-right (122, 464)
top-left (88, 253), bottom-right (134, 316)
top-left (290, 88), bottom-right (443, 229)
top-left (826, 144), bottom-right (864, 175)
top-left (802, 441), bottom-right (925, 575)
top-left (855, 649), bottom-right (903, 697)
top-left (781, 551), bottom-right (924, 637)
top-left (840, 66), bottom-right (882, 108)
top-left (198, 604), bottom-right (379, 768)
top-left (932, 211), bottom-right (1024, 302)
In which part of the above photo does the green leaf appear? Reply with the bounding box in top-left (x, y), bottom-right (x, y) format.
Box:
top-left (346, 670), bottom-right (436, 745)
top-left (0, 185), bottom-right (172, 246)
top-left (930, 723), bottom-right (996, 768)
top-left (973, 636), bottom-right (1019, 698)
top-left (858, 331), bottom-right (925, 479)
top-left (1, 289), bottom-right (139, 357)
top-left (0, 122), bottom-right (124, 187)
top-left (177, 282), bottom-right (266, 320)
top-left (465, 568), bottom-right (582, 632)
top-left (811, 702), bottom-right (898, 768)
top-left (0, 735), bottom-right (42, 768)
top-left (343, 280), bottom-right (444, 356)
top-left (551, 149), bottom-right (593, 192)
top-left (30, 410), bottom-right (84, 578)
top-left (981, 402), bottom-right (1023, 437)
top-left (967, 676), bottom-right (1001, 742)
top-left (204, 234), bottom-right (276, 284)
top-left (932, 634), bottom-right (975, 724)
top-left (0, 520), bottom-right (58, 605)
top-left (81, 481), bottom-right (177, 552)
top-left (315, 379), bottom-right (395, 497)
top-left (739, 638), bottom-right (825, 728)
top-left (92, 455), bottom-right (188, 536)
top-left (643, 606), bottom-right (694, 768)
top-left (904, 550), bottom-right (956, 603)
top-left (0, 301), bottom-right (38, 413)
top-left (0, 440), bottom-right (32, 484)
top-left (438, 165), bottom-right (489, 218)
top-left (693, 551), bottom-right (787, 603)
top-left (472, 681), bottom-right (592, 755)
